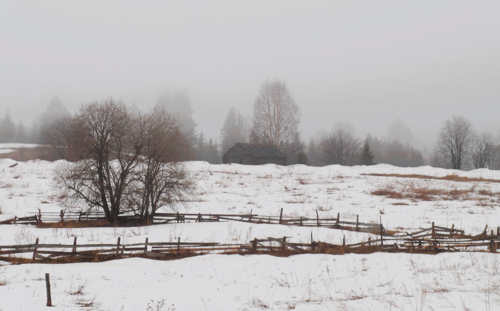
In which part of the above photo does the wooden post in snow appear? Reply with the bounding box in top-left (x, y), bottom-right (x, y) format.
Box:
top-left (144, 238), bottom-right (149, 254)
top-left (60, 210), bottom-right (65, 223)
top-left (177, 237), bottom-right (181, 255)
top-left (279, 208), bottom-right (283, 224)
top-left (116, 237), bottom-right (121, 257)
top-left (316, 210), bottom-right (319, 227)
top-left (356, 215), bottom-right (359, 231)
top-left (336, 213), bottom-right (340, 229)
top-left (45, 273), bottom-right (52, 307)
top-left (72, 237), bottom-right (77, 255)
top-left (33, 238), bottom-right (39, 260)
top-left (249, 210), bottom-right (252, 222)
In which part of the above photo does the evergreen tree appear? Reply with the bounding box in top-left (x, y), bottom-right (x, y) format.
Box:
top-left (0, 111), bottom-right (16, 143)
top-left (204, 138), bottom-right (221, 164)
top-left (360, 138), bottom-right (375, 165)
top-left (40, 95), bottom-right (70, 126)
top-left (220, 107), bottom-right (247, 155)
top-left (195, 131), bottom-right (207, 161)
top-left (156, 89), bottom-right (197, 157)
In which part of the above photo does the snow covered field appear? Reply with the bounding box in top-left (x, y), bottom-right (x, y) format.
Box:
top-left (1, 155), bottom-right (500, 310)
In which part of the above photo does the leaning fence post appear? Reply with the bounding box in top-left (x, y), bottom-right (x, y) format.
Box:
top-left (45, 273), bottom-right (52, 307)
top-left (279, 208), bottom-right (283, 224)
top-left (33, 238), bottom-right (39, 260)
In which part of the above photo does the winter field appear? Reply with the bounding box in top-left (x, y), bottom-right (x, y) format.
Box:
top-left (1, 145), bottom-right (500, 310)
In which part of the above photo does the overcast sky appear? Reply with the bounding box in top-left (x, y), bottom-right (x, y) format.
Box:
top-left (1, 1), bottom-right (499, 150)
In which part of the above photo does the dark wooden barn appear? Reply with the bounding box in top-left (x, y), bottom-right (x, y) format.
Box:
top-left (223, 143), bottom-right (286, 165)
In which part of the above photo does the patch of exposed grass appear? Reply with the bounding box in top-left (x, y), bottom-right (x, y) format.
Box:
top-left (363, 173), bottom-right (500, 184)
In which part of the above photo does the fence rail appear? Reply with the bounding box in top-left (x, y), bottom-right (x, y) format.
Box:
top-left (1, 223), bottom-right (499, 264)
top-left (1, 209), bottom-right (387, 235)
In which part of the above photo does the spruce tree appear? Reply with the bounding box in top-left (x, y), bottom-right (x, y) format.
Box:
top-left (360, 138), bottom-right (375, 165)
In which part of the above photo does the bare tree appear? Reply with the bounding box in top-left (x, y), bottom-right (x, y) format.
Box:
top-left (40, 115), bottom-right (86, 161)
top-left (132, 107), bottom-right (192, 223)
top-left (250, 79), bottom-right (301, 161)
top-left (471, 131), bottom-right (496, 169)
top-left (432, 116), bottom-right (473, 170)
top-left (318, 128), bottom-right (361, 166)
top-left (57, 99), bottom-right (143, 224)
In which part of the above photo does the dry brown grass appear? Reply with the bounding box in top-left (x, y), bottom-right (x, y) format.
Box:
top-left (364, 173), bottom-right (500, 184)
top-left (0, 146), bottom-right (56, 161)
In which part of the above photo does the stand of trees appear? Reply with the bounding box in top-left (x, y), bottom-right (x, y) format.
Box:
top-left (55, 99), bottom-right (192, 225)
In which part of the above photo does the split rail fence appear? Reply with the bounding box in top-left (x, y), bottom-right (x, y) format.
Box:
top-left (1, 222), bottom-right (500, 264)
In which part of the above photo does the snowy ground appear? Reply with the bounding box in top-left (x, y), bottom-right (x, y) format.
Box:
top-left (1, 151), bottom-right (500, 310)
top-left (0, 143), bottom-right (40, 154)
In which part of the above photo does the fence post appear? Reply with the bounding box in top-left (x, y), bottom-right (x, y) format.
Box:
top-left (249, 210), bottom-right (252, 222)
top-left (72, 237), bottom-right (77, 255)
top-left (336, 213), bottom-right (340, 229)
top-left (177, 237), bottom-right (181, 255)
top-left (144, 238), bottom-right (149, 254)
top-left (450, 224), bottom-right (454, 238)
top-left (116, 237), bottom-right (121, 257)
top-left (279, 208), bottom-right (283, 224)
top-left (60, 210), bottom-right (65, 223)
top-left (252, 238), bottom-right (257, 253)
top-left (45, 273), bottom-right (52, 307)
top-left (38, 209), bottom-right (42, 223)
top-left (431, 222), bottom-right (435, 239)
top-left (33, 238), bottom-right (39, 260)
top-left (368, 237), bottom-right (371, 246)
top-left (342, 235), bottom-right (345, 246)
top-left (380, 223), bottom-right (383, 247)
top-left (177, 211), bottom-right (180, 223)
top-left (356, 215), bottom-right (359, 231)
top-left (316, 210), bottom-right (319, 227)
top-left (282, 237), bottom-right (287, 252)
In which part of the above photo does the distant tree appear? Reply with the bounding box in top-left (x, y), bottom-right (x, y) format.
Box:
top-left (432, 116), bottom-right (473, 170)
top-left (204, 138), bottom-right (221, 164)
top-left (156, 89), bottom-right (197, 157)
top-left (0, 111), bottom-right (16, 143)
top-left (471, 131), bottom-right (496, 169)
top-left (318, 128), bottom-right (361, 166)
top-left (360, 138), bottom-right (375, 165)
top-left (307, 138), bottom-right (318, 166)
top-left (296, 150), bottom-right (308, 165)
top-left (195, 131), bottom-right (207, 161)
top-left (250, 79), bottom-right (301, 161)
top-left (384, 141), bottom-right (424, 167)
top-left (387, 119), bottom-right (415, 145)
top-left (40, 95), bottom-right (70, 127)
top-left (14, 122), bottom-right (28, 143)
top-left (220, 107), bottom-right (247, 155)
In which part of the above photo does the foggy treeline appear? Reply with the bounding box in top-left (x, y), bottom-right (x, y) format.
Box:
top-left (1, 79), bottom-right (500, 171)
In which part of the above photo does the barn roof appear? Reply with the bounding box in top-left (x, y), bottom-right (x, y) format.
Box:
top-left (232, 143), bottom-right (286, 158)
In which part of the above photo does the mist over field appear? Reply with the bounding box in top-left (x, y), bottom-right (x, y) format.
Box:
top-left (1, 1), bottom-right (499, 153)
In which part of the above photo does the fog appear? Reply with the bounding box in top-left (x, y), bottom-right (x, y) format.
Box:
top-left (1, 1), bottom-right (499, 150)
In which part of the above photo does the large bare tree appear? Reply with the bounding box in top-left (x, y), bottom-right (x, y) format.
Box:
top-left (318, 128), bottom-right (361, 166)
top-left (432, 116), bottom-right (473, 170)
top-left (57, 99), bottom-right (143, 224)
top-left (250, 79), bottom-right (302, 162)
top-left (132, 106), bottom-right (192, 223)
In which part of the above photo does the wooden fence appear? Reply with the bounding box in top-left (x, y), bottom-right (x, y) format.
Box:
top-left (0, 209), bottom-right (386, 235)
top-left (1, 223), bottom-right (499, 264)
